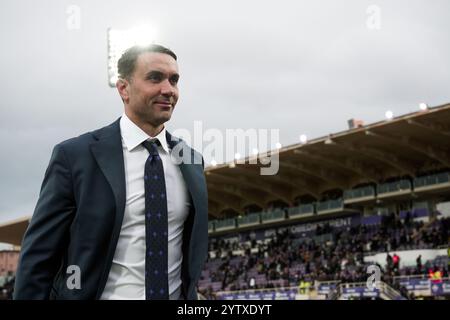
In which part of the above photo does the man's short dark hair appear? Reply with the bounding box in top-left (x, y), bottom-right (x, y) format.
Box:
top-left (117, 44), bottom-right (177, 80)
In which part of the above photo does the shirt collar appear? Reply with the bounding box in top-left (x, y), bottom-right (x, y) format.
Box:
top-left (120, 113), bottom-right (169, 153)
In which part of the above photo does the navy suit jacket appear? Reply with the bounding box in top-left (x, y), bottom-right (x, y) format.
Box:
top-left (13, 118), bottom-right (209, 300)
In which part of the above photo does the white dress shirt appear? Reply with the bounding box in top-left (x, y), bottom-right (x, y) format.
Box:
top-left (101, 114), bottom-right (191, 300)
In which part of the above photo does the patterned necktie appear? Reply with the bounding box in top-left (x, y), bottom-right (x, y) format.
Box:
top-left (142, 139), bottom-right (169, 300)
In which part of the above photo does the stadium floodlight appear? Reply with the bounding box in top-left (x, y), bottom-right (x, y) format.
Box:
top-left (299, 134), bottom-right (308, 144)
top-left (210, 159), bottom-right (217, 167)
top-left (385, 110), bottom-right (394, 120)
top-left (107, 25), bottom-right (158, 87)
top-left (419, 103), bottom-right (428, 111)
top-left (275, 142), bottom-right (282, 149)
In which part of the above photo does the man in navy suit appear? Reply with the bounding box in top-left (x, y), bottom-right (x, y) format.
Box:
top-left (14, 44), bottom-right (208, 300)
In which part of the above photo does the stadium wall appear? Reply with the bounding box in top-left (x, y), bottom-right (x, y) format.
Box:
top-left (364, 249), bottom-right (447, 268)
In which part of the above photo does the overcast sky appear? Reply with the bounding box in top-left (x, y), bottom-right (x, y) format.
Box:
top-left (1, 0), bottom-right (449, 229)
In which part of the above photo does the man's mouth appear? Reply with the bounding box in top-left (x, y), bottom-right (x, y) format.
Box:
top-left (154, 101), bottom-right (172, 108)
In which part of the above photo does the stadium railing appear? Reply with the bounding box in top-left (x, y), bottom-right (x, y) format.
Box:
top-left (377, 179), bottom-right (412, 197)
top-left (414, 171), bottom-right (450, 190)
top-left (344, 186), bottom-right (376, 203)
top-left (330, 281), bottom-right (404, 300)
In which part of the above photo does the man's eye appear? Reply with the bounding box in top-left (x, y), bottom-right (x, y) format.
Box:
top-left (170, 77), bottom-right (179, 85)
top-left (148, 74), bottom-right (162, 81)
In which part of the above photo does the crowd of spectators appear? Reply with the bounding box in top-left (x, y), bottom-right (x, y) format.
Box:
top-left (199, 213), bottom-right (449, 299)
top-left (1, 213), bottom-right (448, 300)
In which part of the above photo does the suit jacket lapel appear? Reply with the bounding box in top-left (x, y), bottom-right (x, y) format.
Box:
top-left (90, 119), bottom-right (126, 218)
top-left (89, 118), bottom-right (126, 298)
top-left (165, 130), bottom-right (201, 211)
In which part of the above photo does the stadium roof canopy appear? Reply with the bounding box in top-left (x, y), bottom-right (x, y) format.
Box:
top-left (1, 104), bottom-right (449, 227)
top-left (205, 103), bottom-right (450, 218)
top-left (0, 216), bottom-right (30, 246)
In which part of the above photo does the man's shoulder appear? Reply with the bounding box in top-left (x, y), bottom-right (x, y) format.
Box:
top-left (56, 118), bottom-right (121, 151)
top-left (57, 131), bottom-right (94, 149)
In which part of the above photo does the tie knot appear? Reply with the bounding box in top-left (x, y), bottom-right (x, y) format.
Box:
top-left (142, 139), bottom-right (160, 157)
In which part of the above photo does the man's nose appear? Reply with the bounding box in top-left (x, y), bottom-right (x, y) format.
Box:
top-left (160, 80), bottom-right (175, 96)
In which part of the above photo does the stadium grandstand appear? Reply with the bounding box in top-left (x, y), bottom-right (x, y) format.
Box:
top-left (1, 103), bottom-right (449, 300)
top-left (201, 102), bottom-right (450, 300)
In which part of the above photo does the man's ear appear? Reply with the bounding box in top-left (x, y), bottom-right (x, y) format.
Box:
top-left (116, 78), bottom-right (129, 103)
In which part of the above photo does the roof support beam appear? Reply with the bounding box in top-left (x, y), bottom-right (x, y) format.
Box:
top-left (366, 130), bottom-right (450, 167)
top-left (208, 200), bottom-right (223, 218)
top-left (206, 173), bottom-right (268, 208)
top-left (230, 166), bottom-right (294, 205)
top-left (235, 164), bottom-right (322, 199)
top-left (407, 119), bottom-right (450, 137)
top-left (334, 140), bottom-right (416, 177)
top-left (293, 149), bottom-right (379, 184)
top-left (207, 186), bottom-right (243, 214)
top-left (279, 161), bottom-right (349, 189)
top-left (262, 171), bottom-right (321, 200)
top-left (322, 139), bottom-right (382, 182)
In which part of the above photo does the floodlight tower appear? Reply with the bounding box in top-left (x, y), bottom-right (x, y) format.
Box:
top-left (107, 25), bottom-right (157, 87)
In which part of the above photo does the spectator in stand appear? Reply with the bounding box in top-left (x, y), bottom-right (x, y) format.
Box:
top-left (405, 211), bottom-right (411, 227)
top-left (393, 254), bottom-right (400, 272)
top-left (386, 253), bottom-right (393, 270)
top-left (416, 255), bottom-right (422, 273)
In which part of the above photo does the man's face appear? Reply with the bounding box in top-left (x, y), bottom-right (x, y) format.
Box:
top-left (118, 52), bottom-right (179, 128)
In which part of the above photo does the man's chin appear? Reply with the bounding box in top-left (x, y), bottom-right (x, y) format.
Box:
top-left (139, 109), bottom-right (173, 127)
top-left (161, 112), bottom-right (172, 121)
top-left (154, 113), bottom-right (172, 125)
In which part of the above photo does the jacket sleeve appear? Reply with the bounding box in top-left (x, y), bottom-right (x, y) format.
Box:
top-left (14, 144), bottom-right (76, 299)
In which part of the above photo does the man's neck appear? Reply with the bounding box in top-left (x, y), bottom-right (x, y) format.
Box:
top-left (138, 122), bottom-right (164, 138)
top-left (124, 112), bottom-right (164, 138)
